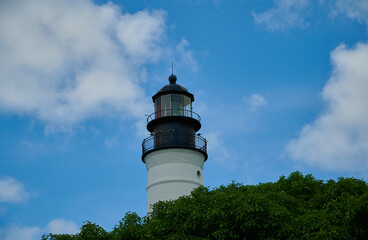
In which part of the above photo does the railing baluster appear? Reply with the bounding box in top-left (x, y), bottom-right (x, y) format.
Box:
top-left (142, 132), bottom-right (207, 156)
top-left (147, 109), bottom-right (201, 123)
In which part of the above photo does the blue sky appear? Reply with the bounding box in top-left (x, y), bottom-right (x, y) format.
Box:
top-left (1, 0), bottom-right (368, 239)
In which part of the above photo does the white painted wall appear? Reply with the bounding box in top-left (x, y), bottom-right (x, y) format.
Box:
top-left (144, 148), bottom-right (205, 212)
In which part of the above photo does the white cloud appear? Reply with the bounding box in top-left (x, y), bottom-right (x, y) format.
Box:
top-left (135, 119), bottom-right (149, 138)
top-left (1, 226), bottom-right (41, 240)
top-left (116, 10), bottom-right (167, 64)
top-left (0, 0), bottom-right (170, 127)
top-left (214, 0), bottom-right (222, 8)
top-left (243, 94), bottom-right (267, 112)
top-left (252, 0), bottom-right (310, 31)
top-left (104, 136), bottom-right (119, 150)
top-left (1, 219), bottom-right (79, 240)
top-left (253, 0), bottom-right (368, 32)
top-left (0, 176), bottom-right (29, 203)
top-left (287, 42), bottom-right (368, 173)
top-left (206, 132), bottom-right (233, 167)
top-left (46, 218), bottom-right (79, 235)
top-left (333, 0), bottom-right (368, 27)
top-left (175, 39), bottom-right (198, 72)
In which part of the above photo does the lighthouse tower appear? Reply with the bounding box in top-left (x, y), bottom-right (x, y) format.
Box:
top-left (142, 74), bottom-right (207, 212)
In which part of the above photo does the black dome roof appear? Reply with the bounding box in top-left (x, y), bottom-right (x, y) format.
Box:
top-left (152, 74), bottom-right (194, 101)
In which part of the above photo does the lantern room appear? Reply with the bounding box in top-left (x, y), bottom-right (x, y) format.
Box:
top-left (153, 93), bottom-right (192, 118)
top-left (146, 74), bottom-right (201, 133)
top-left (152, 74), bottom-right (193, 118)
top-left (142, 74), bottom-right (207, 161)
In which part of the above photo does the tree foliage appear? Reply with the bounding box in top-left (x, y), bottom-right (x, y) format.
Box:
top-left (42, 172), bottom-right (368, 240)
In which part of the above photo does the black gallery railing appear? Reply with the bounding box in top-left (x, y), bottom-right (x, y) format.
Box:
top-left (147, 109), bottom-right (201, 123)
top-left (142, 132), bottom-right (207, 156)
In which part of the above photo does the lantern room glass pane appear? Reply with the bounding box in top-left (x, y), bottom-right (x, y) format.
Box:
top-left (184, 96), bottom-right (192, 117)
top-left (155, 97), bottom-right (161, 118)
top-left (171, 94), bottom-right (183, 116)
top-left (161, 94), bottom-right (171, 117)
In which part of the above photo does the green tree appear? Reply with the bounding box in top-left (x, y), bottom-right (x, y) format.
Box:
top-left (42, 172), bottom-right (368, 240)
top-left (112, 212), bottom-right (145, 240)
top-left (42, 222), bottom-right (108, 240)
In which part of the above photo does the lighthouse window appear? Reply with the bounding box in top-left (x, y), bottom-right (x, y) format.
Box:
top-left (184, 96), bottom-right (192, 117)
top-left (155, 97), bottom-right (161, 118)
top-left (171, 94), bottom-right (183, 116)
top-left (161, 95), bottom-right (171, 117)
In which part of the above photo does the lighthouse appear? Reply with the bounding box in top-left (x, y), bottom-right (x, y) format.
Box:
top-left (142, 74), bottom-right (208, 212)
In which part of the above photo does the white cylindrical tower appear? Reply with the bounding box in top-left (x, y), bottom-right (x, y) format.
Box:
top-left (142, 74), bottom-right (207, 212)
